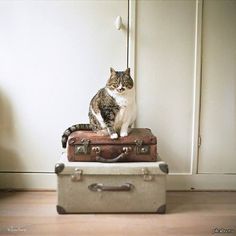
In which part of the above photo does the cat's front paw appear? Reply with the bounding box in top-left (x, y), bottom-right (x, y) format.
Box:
top-left (110, 133), bottom-right (118, 139)
top-left (120, 132), bottom-right (128, 137)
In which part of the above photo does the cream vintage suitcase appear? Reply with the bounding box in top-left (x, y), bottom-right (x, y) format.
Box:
top-left (55, 155), bottom-right (168, 214)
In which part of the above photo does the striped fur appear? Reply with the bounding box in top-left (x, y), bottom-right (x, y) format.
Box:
top-left (88, 68), bottom-right (136, 139)
top-left (61, 124), bottom-right (91, 148)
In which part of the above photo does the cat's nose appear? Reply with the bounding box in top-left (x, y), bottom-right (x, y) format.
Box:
top-left (117, 88), bottom-right (125, 93)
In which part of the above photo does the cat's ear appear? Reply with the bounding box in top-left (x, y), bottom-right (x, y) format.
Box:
top-left (125, 68), bottom-right (130, 75)
top-left (110, 67), bottom-right (116, 75)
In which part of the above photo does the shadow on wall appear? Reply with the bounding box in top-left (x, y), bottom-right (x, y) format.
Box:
top-left (0, 88), bottom-right (25, 189)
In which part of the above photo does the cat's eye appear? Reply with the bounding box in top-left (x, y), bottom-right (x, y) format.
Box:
top-left (111, 85), bottom-right (117, 88)
top-left (124, 81), bottom-right (132, 87)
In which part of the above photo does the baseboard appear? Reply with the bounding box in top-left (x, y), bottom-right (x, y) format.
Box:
top-left (0, 173), bottom-right (57, 190)
top-left (167, 174), bottom-right (236, 190)
top-left (0, 172), bottom-right (236, 191)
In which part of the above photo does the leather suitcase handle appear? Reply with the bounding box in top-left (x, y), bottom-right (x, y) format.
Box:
top-left (93, 147), bottom-right (130, 163)
top-left (88, 183), bottom-right (134, 192)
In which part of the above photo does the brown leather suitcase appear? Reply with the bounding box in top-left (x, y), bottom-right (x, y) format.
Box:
top-left (67, 128), bottom-right (157, 162)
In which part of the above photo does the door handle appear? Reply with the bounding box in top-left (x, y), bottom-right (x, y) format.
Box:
top-left (115, 16), bottom-right (123, 30)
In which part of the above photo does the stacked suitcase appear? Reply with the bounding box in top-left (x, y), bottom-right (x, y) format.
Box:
top-left (55, 125), bottom-right (168, 214)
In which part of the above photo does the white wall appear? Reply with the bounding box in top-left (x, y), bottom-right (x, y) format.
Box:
top-left (1, 0), bottom-right (236, 190)
top-left (0, 1), bottom-right (128, 174)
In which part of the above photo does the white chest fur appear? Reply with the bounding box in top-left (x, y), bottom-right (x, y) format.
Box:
top-left (106, 88), bottom-right (136, 130)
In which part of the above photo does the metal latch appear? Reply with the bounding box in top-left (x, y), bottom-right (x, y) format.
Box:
top-left (75, 139), bottom-right (90, 155)
top-left (71, 168), bottom-right (83, 182)
top-left (142, 168), bottom-right (153, 181)
top-left (135, 140), bottom-right (150, 155)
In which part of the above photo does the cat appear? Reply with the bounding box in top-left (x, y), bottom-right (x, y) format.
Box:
top-left (61, 67), bottom-right (136, 148)
top-left (88, 67), bottom-right (136, 139)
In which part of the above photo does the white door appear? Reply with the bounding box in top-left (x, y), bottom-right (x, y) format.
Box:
top-left (135, 0), bottom-right (236, 190)
top-left (0, 1), bottom-right (128, 179)
top-left (198, 0), bottom-right (236, 174)
top-left (135, 0), bottom-right (196, 174)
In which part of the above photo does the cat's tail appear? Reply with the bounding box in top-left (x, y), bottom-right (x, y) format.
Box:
top-left (61, 123), bottom-right (92, 148)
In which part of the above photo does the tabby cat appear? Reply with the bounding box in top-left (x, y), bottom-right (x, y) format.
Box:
top-left (61, 68), bottom-right (136, 148)
top-left (88, 67), bottom-right (136, 139)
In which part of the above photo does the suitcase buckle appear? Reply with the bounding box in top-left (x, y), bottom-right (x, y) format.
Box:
top-left (71, 168), bottom-right (83, 182)
top-left (75, 139), bottom-right (90, 155)
top-left (135, 140), bottom-right (150, 155)
top-left (142, 168), bottom-right (153, 181)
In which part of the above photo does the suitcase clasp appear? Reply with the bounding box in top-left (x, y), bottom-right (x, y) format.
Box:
top-left (75, 139), bottom-right (90, 155)
top-left (142, 168), bottom-right (153, 181)
top-left (71, 168), bottom-right (83, 182)
top-left (135, 140), bottom-right (150, 155)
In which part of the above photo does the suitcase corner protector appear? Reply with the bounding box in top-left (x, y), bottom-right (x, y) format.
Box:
top-left (55, 163), bottom-right (65, 174)
top-left (159, 163), bottom-right (169, 174)
top-left (156, 204), bottom-right (166, 214)
top-left (56, 205), bottom-right (66, 214)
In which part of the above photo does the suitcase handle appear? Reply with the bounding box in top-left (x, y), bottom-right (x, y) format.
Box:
top-left (93, 147), bottom-right (130, 163)
top-left (88, 183), bottom-right (134, 192)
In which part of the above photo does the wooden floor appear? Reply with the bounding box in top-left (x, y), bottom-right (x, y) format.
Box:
top-left (0, 191), bottom-right (236, 236)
